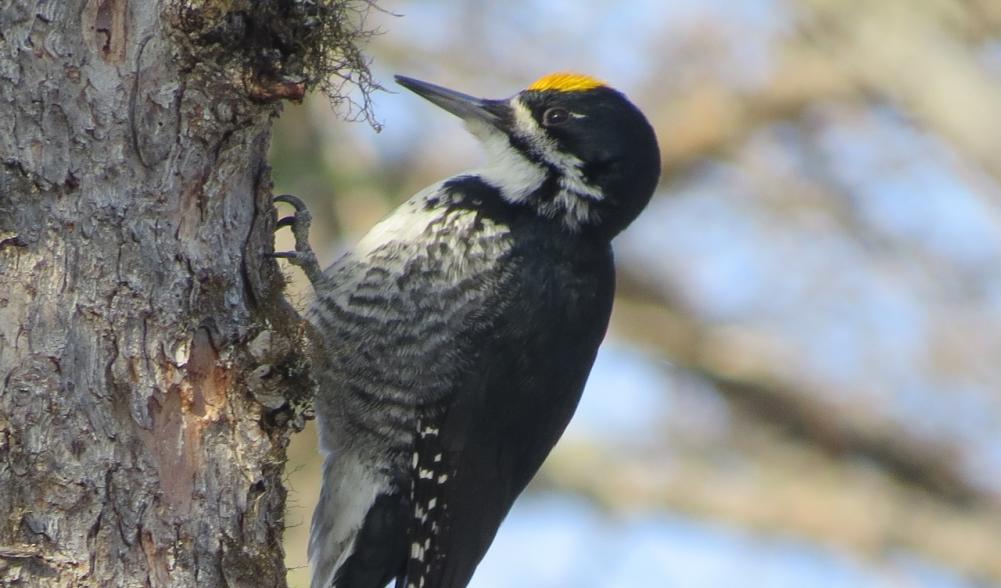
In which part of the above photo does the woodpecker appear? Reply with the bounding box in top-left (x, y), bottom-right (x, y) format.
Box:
top-left (274, 72), bottom-right (660, 588)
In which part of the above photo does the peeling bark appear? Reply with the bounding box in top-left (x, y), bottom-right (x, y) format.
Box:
top-left (0, 1), bottom-right (323, 585)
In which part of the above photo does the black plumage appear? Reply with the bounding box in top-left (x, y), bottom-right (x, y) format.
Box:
top-left (403, 181), bottom-right (615, 588)
top-left (282, 72), bottom-right (660, 588)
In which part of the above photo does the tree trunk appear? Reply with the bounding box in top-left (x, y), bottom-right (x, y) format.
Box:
top-left (0, 1), bottom-right (339, 585)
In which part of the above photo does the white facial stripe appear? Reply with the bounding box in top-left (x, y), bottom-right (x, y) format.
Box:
top-left (511, 101), bottom-right (604, 201)
top-left (465, 116), bottom-right (546, 203)
top-left (511, 100), bottom-right (543, 144)
top-left (509, 98), bottom-right (605, 231)
top-left (434, 97), bottom-right (606, 232)
top-left (559, 167), bottom-right (604, 200)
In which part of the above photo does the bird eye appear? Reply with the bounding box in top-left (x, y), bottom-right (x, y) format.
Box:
top-left (542, 107), bottom-right (570, 126)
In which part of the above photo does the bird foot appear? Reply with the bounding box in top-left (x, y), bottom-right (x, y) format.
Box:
top-left (270, 194), bottom-right (323, 286)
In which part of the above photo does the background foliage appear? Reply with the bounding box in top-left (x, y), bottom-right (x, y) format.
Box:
top-left (272, 1), bottom-right (1001, 586)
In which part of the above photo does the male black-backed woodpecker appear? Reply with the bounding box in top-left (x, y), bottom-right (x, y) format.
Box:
top-left (275, 72), bottom-right (660, 588)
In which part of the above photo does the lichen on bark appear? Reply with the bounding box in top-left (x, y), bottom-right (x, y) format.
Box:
top-left (167, 0), bottom-right (383, 126)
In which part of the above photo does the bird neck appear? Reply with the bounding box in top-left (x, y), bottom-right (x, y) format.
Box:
top-left (470, 161), bottom-right (605, 237)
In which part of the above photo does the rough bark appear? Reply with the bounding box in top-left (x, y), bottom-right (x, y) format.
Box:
top-left (0, 1), bottom-right (345, 585)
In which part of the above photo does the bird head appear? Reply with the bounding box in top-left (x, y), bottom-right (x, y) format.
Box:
top-left (395, 72), bottom-right (661, 239)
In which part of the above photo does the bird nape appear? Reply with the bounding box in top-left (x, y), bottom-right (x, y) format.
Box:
top-left (273, 71), bottom-right (660, 588)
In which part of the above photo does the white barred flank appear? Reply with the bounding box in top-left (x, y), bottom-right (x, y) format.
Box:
top-left (308, 451), bottom-right (388, 588)
top-left (309, 185), bottom-right (512, 330)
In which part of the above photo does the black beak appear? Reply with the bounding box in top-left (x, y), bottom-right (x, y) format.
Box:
top-left (395, 75), bottom-right (508, 128)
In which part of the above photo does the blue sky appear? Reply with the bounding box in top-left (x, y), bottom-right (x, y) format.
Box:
top-left (475, 493), bottom-right (979, 588)
top-left (278, 1), bottom-right (1001, 586)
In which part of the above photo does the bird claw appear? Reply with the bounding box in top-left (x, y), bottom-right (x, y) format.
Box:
top-left (271, 194), bottom-right (323, 286)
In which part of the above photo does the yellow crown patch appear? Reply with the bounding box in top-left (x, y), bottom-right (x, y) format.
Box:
top-left (527, 72), bottom-right (606, 93)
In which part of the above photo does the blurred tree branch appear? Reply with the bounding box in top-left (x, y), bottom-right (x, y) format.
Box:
top-left (648, 0), bottom-right (1001, 192)
top-left (614, 270), bottom-right (992, 508)
top-left (585, 265), bottom-right (1001, 581)
top-left (544, 432), bottom-right (1001, 583)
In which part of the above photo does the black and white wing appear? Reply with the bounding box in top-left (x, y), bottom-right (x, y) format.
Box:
top-left (308, 177), bottom-right (614, 588)
top-left (403, 213), bottom-right (615, 588)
